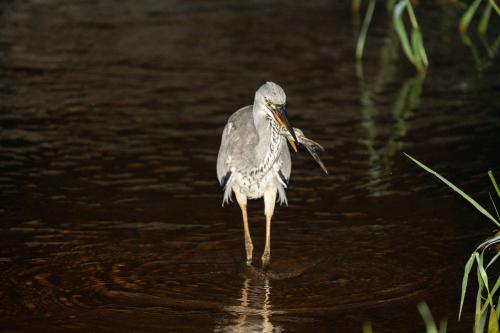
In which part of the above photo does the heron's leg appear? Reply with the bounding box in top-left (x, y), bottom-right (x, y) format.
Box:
top-left (262, 189), bottom-right (276, 268)
top-left (235, 190), bottom-right (253, 265)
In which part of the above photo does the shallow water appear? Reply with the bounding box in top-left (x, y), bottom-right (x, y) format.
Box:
top-left (1, 1), bottom-right (499, 332)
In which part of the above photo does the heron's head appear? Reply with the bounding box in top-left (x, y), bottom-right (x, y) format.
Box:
top-left (255, 82), bottom-right (298, 152)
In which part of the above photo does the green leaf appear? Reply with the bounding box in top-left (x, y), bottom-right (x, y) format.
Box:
top-left (489, 0), bottom-right (500, 16)
top-left (411, 29), bottom-right (429, 68)
top-left (497, 293), bottom-right (500, 317)
top-left (415, 30), bottom-right (429, 66)
top-left (488, 171), bottom-right (500, 200)
top-left (418, 302), bottom-right (439, 333)
top-left (438, 320), bottom-right (448, 333)
top-left (475, 252), bottom-right (495, 309)
top-left (488, 192), bottom-right (500, 220)
top-left (393, 1), bottom-right (416, 63)
top-left (404, 0), bottom-right (419, 29)
top-left (356, 0), bottom-right (376, 60)
top-left (480, 277), bottom-right (500, 317)
top-left (486, 252), bottom-right (500, 270)
top-left (411, 29), bottom-right (422, 64)
top-left (478, 2), bottom-right (492, 35)
top-left (487, 307), bottom-right (499, 333)
top-left (404, 153), bottom-right (500, 227)
top-left (460, 0), bottom-right (483, 33)
top-left (491, 278), bottom-right (500, 297)
top-left (460, 253), bottom-right (476, 319)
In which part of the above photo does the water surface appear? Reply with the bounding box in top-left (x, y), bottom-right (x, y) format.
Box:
top-left (1, 1), bottom-right (499, 332)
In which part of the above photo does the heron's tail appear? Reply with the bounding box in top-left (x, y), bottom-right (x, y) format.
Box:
top-left (221, 171), bottom-right (234, 206)
top-left (273, 169), bottom-right (288, 206)
top-left (277, 184), bottom-right (288, 206)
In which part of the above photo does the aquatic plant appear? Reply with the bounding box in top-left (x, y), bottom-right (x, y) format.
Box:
top-left (405, 153), bottom-right (500, 333)
top-left (355, 0), bottom-right (428, 74)
top-left (355, 0), bottom-right (376, 61)
top-left (459, 0), bottom-right (500, 69)
top-left (391, 0), bottom-right (428, 74)
top-left (460, 0), bottom-right (500, 34)
top-left (362, 158), bottom-right (499, 332)
top-left (354, 0), bottom-right (500, 74)
top-left (417, 302), bottom-right (448, 333)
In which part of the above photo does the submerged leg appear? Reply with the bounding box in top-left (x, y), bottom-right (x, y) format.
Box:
top-left (262, 189), bottom-right (276, 268)
top-left (235, 190), bottom-right (253, 265)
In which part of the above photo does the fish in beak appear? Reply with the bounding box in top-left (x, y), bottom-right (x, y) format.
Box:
top-left (271, 104), bottom-right (298, 152)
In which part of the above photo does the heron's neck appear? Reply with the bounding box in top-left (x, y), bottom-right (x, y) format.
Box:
top-left (249, 113), bottom-right (283, 180)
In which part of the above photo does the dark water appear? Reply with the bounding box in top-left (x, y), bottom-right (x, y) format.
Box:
top-left (1, 1), bottom-right (499, 332)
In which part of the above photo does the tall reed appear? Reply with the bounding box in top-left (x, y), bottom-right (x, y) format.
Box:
top-left (405, 153), bottom-right (499, 333)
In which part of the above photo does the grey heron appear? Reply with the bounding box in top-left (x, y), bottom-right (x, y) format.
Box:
top-left (216, 82), bottom-right (327, 268)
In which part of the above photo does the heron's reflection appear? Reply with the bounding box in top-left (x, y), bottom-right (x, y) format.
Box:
top-left (215, 275), bottom-right (282, 333)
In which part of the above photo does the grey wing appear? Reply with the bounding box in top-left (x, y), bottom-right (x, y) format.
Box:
top-left (216, 124), bottom-right (235, 206)
top-left (216, 106), bottom-right (257, 205)
top-left (278, 145), bottom-right (292, 181)
top-left (216, 105), bottom-right (257, 185)
top-left (216, 121), bottom-right (234, 187)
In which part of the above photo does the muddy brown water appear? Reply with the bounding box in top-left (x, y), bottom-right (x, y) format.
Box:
top-left (1, 1), bottom-right (499, 332)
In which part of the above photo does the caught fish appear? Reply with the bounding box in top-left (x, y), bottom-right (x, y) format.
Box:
top-left (281, 127), bottom-right (328, 175)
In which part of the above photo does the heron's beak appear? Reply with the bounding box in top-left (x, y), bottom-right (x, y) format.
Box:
top-left (272, 105), bottom-right (298, 152)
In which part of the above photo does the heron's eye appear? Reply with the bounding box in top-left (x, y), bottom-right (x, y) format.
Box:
top-left (264, 97), bottom-right (272, 108)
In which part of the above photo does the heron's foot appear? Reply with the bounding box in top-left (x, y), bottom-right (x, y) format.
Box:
top-left (245, 241), bottom-right (253, 266)
top-left (261, 251), bottom-right (271, 269)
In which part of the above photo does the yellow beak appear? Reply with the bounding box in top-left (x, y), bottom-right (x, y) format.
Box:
top-left (271, 106), bottom-right (298, 153)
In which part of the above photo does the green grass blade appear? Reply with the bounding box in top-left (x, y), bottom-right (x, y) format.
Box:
top-left (416, 30), bottom-right (429, 66)
top-left (489, 0), bottom-right (500, 15)
top-left (491, 277), bottom-right (500, 296)
top-left (460, 253), bottom-right (476, 319)
top-left (438, 320), bottom-right (448, 333)
top-left (411, 29), bottom-right (422, 65)
top-left (474, 272), bottom-right (485, 333)
top-left (478, 2), bottom-right (492, 35)
top-left (487, 307), bottom-right (499, 333)
top-left (488, 192), bottom-right (500, 220)
top-left (475, 252), bottom-right (495, 308)
top-left (406, 0), bottom-right (429, 71)
top-left (486, 252), bottom-right (500, 270)
top-left (488, 171), bottom-right (500, 200)
top-left (404, 153), bottom-right (500, 227)
top-left (411, 29), bottom-right (429, 67)
top-left (393, 1), bottom-right (416, 63)
top-left (479, 277), bottom-right (500, 316)
top-left (497, 293), bottom-right (500, 317)
top-left (418, 302), bottom-right (439, 333)
top-left (460, 0), bottom-right (483, 33)
top-left (404, 0), bottom-right (419, 29)
top-left (356, 0), bottom-right (376, 60)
